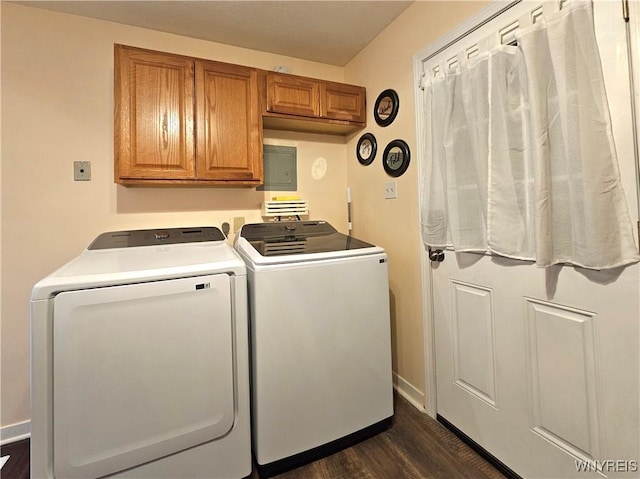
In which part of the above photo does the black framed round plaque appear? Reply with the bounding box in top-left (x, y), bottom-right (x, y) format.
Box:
top-left (374, 89), bottom-right (399, 127)
top-left (383, 139), bottom-right (410, 177)
top-left (356, 133), bottom-right (377, 165)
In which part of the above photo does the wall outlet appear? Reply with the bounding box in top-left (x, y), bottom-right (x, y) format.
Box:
top-left (233, 216), bottom-right (245, 233)
top-left (73, 161), bottom-right (91, 181)
top-left (384, 181), bottom-right (398, 199)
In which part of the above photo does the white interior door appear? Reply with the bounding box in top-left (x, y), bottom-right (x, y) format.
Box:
top-left (420, 2), bottom-right (640, 478)
top-left (432, 259), bottom-right (639, 478)
top-left (53, 274), bottom-right (235, 479)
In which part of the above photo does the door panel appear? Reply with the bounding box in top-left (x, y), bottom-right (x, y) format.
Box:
top-left (196, 60), bottom-right (263, 181)
top-left (265, 72), bottom-right (320, 117)
top-left (115, 46), bottom-right (195, 179)
top-left (450, 281), bottom-right (497, 407)
top-left (525, 299), bottom-right (602, 461)
top-left (321, 82), bottom-right (366, 122)
top-left (53, 274), bottom-right (234, 479)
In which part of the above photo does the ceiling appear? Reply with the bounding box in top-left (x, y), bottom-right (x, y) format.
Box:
top-left (12, 1), bottom-right (414, 66)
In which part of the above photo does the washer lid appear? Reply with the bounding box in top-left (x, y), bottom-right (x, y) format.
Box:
top-left (235, 221), bottom-right (384, 265)
top-left (239, 221), bottom-right (374, 256)
top-left (32, 228), bottom-right (245, 300)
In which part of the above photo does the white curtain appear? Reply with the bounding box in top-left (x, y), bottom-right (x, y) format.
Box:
top-left (421, 0), bottom-right (639, 269)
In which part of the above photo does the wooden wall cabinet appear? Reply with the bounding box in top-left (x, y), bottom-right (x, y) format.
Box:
top-left (115, 44), bottom-right (263, 186)
top-left (262, 71), bottom-right (366, 135)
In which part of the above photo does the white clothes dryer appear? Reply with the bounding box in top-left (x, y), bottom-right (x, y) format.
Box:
top-left (30, 227), bottom-right (251, 479)
top-left (234, 221), bottom-right (393, 477)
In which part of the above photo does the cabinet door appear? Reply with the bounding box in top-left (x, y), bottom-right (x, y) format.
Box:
top-left (115, 46), bottom-right (195, 180)
top-left (321, 82), bottom-right (366, 123)
top-left (265, 72), bottom-right (320, 118)
top-left (196, 61), bottom-right (263, 183)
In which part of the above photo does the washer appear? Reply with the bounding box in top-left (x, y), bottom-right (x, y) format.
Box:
top-left (30, 227), bottom-right (251, 479)
top-left (234, 220), bottom-right (393, 476)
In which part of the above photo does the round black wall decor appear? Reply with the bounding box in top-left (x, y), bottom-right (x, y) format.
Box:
top-left (374, 89), bottom-right (399, 127)
top-left (383, 139), bottom-right (410, 177)
top-left (356, 133), bottom-right (377, 165)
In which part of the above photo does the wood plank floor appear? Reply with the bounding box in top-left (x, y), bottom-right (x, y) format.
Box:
top-left (255, 394), bottom-right (506, 479)
top-left (1, 438), bottom-right (29, 479)
top-left (1, 394), bottom-right (506, 479)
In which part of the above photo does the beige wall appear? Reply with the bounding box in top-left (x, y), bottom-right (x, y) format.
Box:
top-left (1, 1), bottom-right (489, 432)
top-left (0, 3), bottom-right (348, 430)
top-left (344, 1), bottom-right (488, 403)
top-left (0, 0), bottom-right (4, 435)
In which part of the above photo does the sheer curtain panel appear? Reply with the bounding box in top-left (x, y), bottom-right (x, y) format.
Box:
top-left (421, 0), bottom-right (639, 270)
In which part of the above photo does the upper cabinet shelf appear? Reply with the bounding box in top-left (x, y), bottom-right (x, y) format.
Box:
top-left (261, 71), bottom-right (366, 135)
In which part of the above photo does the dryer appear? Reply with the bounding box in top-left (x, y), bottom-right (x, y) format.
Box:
top-left (30, 227), bottom-right (251, 479)
top-left (234, 221), bottom-right (393, 477)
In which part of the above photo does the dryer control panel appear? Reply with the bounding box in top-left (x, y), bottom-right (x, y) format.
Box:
top-left (88, 227), bottom-right (225, 250)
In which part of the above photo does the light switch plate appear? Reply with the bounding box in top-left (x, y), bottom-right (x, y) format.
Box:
top-left (384, 181), bottom-right (397, 199)
top-left (74, 161), bottom-right (91, 181)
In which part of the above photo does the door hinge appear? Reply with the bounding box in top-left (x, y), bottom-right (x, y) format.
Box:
top-left (418, 71), bottom-right (427, 91)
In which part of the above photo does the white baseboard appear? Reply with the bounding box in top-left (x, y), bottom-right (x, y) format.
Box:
top-left (393, 372), bottom-right (426, 412)
top-left (0, 420), bottom-right (30, 445)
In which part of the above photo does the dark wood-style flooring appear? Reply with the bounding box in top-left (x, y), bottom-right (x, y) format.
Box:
top-left (1, 438), bottom-right (29, 479)
top-left (0, 394), bottom-right (505, 479)
top-left (255, 393), bottom-right (506, 479)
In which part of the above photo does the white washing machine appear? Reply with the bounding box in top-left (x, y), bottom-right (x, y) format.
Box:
top-left (30, 227), bottom-right (251, 479)
top-left (234, 221), bottom-right (394, 477)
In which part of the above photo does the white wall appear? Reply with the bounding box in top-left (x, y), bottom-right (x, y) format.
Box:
top-left (0, 3), bottom-right (348, 432)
